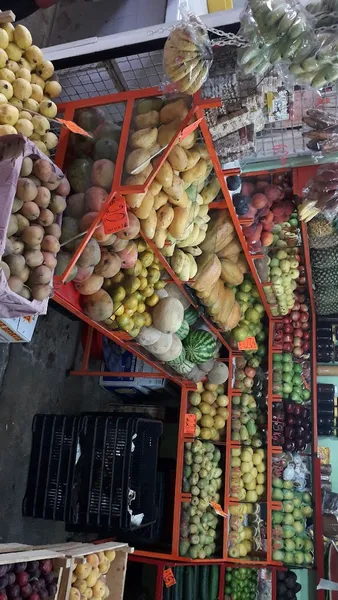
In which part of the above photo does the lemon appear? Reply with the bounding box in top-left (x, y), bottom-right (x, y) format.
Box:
top-left (114, 304), bottom-right (125, 316)
top-left (216, 394), bottom-right (229, 407)
top-left (143, 312), bottom-right (152, 326)
top-left (111, 286), bottom-right (126, 303)
top-left (133, 312), bottom-right (145, 328)
top-left (209, 406), bottom-right (216, 417)
top-left (140, 251), bottom-right (153, 268)
top-left (147, 267), bottom-right (160, 284)
top-left (111, 272), bottom-right (124, 284)
top-left (257, 462), bottom-right (266, 473)
top-left (124, 295), bottom-right (139, 311)
top-left (189, 392), bottom-right (201, 406)
top-left (252, 453), bottom-right (262, 466)
top-left (116, 314), bottom-right (130, 328)
top-left (140, 267), bottom-right (148, 277)
top-left (138, 277), bottom-right (148, 291)
top-left (256, 484), bottom-right (265, 497)
top-left (200, 415), bottom-right (214, 428)
top-left (241, 449), bottom-right (252, 463)
top-left (154, 280), bottom-right (165, 289)
top-left (143, 285), bottom-right (154, 298)
top-left (137, 301), bottom-right (146, 313)
top-left (243, 473), bottom-right (253, 485)
top-left (199, 402), bottom-right (211, 415)
top-left (137, 239), bottom-right (147, 252)
top-left (257, 473), bottom-right (265, 485)
top-left (146, 293), bottom-right (159, 307)
top-left (200, 427), bottom-right (212, 440)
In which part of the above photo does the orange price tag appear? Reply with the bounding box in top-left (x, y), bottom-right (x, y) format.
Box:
top-left (238, 336), bottom-right (258, 351)
top-left (163, 568), bottom-right (176, 588)
top-left (184, 413), bottom-right (196, 436)
top-left (102, 196), bottom-right (129, 235)
top-left (180, 117), bottom-right (203, 141)
top-left (56, 118), bottom-right (92, 138)
top-left (210, 501), bottom-right (227, 518)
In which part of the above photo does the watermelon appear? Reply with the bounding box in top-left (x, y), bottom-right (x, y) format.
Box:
top-left (184, 307), bottom-right (198, 325)
top-left (183, 330), bottom-right (217, 363)
top-left (174, 360), bottom-right (196, 376)
top-left (176, 320), bottom-right (190, 340)
top-left (167, 347), bottom-right (187, 368)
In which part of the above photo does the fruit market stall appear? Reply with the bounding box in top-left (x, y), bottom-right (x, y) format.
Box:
top-left (0, 7), bottom-right (331, 600)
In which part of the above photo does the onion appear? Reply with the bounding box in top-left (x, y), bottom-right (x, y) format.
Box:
top-left (302, 342), bottom-right (310, 352)
top-left (293, 320), bottom-right (302, 329)
top-left (284, 325), bottom-right (293, 334)
top-left (294, 328), bottom-right (303, 337)
top-left (293, 337), bottom-right (302, 347)
top-left (293, 301), bottom-right (301, 311)
top-left (284, 334), bottom-right (293, 343)
top-left (303, 331), bottom-right (310, 340)
top-left (300, 312), bottom-right (309, 322)
top-left (283, 342), bottom-right (293, 352)
top-left (291, 310), bottom-right (300, 321)
top-left (298, 276), bottom-right (306, 285)
top-left (301, 322), bottom-right (310, 331)
top-left (245, 366), bottom-right (256, 378)
top-left (293, 347), bottom-right (303, 357)
top-left (300, 303), bottom-right (309, 313)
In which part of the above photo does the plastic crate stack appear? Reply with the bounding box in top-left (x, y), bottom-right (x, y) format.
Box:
top-left (23, 413), bottom-right (162, 535)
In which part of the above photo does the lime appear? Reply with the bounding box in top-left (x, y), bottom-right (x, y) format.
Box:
top-left (256, 331), bottom-right (266, 342)
top-left (292, 374), bottom-right (302, 386)
top-left (283, 383), bottom-right (293, 394)
top-left (282, 373), bottom-right (292, 383)
top-left (241, 279), bottom-right (253, 293)
top-left (283, 363), bottom-right (292, 373)
top-left (302, 389), bottom-right (311, 400)
top-left (225, 586), bottom-right (232, 595)
top-left (291, 391), bottom-right (301, 402)
top-left (245, 307), bottom-right (260, 323)
top-left (233, 326), bottom-right (249, 342)
top-left (293, 363), bottom-right (302, 374)
top-left (282, 352), bottom-right (293, 363)
top-left (274, 354), bottom-right (282, 362)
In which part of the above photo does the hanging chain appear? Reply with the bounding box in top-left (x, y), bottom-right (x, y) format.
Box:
top-left (207, 27), bottom-right (248, 47)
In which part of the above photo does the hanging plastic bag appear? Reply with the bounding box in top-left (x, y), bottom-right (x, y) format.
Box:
top-left (299, 163), bottom-right (338, 222)
top-left (302, 108), bottom-right (338, 153)
top-left (163, 1), bottom-right (213, 95)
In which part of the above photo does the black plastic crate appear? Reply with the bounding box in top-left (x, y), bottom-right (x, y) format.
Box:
top-left (122, 472), bottom-right (165, 545)
top-left (68, 414), bottom-right (162, 532)
top-left (23, 415), bottom-right (79, 520)
top-left (121, 418), bottom-right (163, 530)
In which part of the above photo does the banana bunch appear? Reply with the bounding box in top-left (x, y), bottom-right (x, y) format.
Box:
top-left (171, 248), bottom-right (197, 281)
top-left (298, 199), bottom-right (321, 222)
top-left (163, 23), bottom-right (213, 95)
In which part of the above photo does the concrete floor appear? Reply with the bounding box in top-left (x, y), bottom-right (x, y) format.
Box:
top-left (0, 306), bottom-right (114, 546)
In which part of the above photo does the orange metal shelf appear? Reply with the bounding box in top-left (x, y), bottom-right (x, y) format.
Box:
top-left (52, 87), bottom-right (322, 579)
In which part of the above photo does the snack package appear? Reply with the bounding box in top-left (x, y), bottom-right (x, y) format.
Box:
top-left (163, 3), bottom-right (213, 96)
top-left (302, 108), bottom-right (338, 153)
top-left (300, 163), bottom-right (338, 222)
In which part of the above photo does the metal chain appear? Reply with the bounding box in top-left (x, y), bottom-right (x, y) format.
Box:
top-left (207, 27), bottom-right (248, 48)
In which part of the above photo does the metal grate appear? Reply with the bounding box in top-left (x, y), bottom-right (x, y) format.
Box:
top-left (116, 51), bottom-right (164, 89)
top-left (54, 48), bottom-right (338, 164)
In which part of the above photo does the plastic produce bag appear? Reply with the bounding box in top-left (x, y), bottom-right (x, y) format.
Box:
top-left (299, 163), bottom-right (338, 222)
top-left (302, 108), bottom-right (338, 153)
top-left (163, 2), bottom-right (213, 95)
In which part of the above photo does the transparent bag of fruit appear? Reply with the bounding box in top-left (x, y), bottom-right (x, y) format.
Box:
top-left (300, 163), bottom-right (338, 222)
top-left (302, 107), bottom-right (338, 154)
top-left (163, 0), bottom-right (213, 96)
top-left (237, 6), bottom-right (272, 77)
top-left (306, 0), bottom-right (338, 30)
top-left (287, 28), bottom-right (338, 89)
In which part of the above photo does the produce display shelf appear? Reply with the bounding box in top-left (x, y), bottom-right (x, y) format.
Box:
top-left (54, 87), bottom-right (276, 358)
top-left (51, 83), bottom-right (325, 587)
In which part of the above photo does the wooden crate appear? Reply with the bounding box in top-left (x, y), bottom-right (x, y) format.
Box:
top-left (48, 542), bottom-right (132, 600)
top-left (0, 545), bottom-right (72, 600)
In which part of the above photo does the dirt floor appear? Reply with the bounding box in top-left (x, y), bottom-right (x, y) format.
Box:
top-left (0, 305), bottom-right (114, 546)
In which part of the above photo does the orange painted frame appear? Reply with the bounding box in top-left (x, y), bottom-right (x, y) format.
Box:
top-left (52, 87), bottom-right (322, 576)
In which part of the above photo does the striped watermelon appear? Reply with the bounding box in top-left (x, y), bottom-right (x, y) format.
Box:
top-left (184, 307), bottom-right (198, 325)
top-left (183, 330), bottom-right (216, 363)
top-left (176, 320), bottom-right (190, 340)
top-left (167, 347), bottom-right (187, 368)
top-left (174, 360), bottom-right (196, 376)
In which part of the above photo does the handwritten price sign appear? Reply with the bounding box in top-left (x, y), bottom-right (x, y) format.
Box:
top-left (163, 569), bottom-right (176, 588)
top-left (102, 196), bottom-right (129, 235)
top-left (56, 118), bottom-right (92, 138)
top-left (238, 336), bottom-right (258, 351)
top-left (184, 413), bottom-right (196, 436)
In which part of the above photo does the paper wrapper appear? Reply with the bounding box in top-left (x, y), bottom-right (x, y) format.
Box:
top-left (0, 136), bottom-right (64, 318)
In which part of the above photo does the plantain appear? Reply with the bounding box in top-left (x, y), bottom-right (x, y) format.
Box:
top-left (185, 63), bottom-right (209, 94)
top-left (177, 60), bottom-right (203, 93)
top-left (166, 57), bottom-right (200, 82)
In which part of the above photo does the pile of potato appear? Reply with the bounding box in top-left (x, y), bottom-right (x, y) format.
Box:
top-left (70, 550), bottom-right (116, 600)
top-left (1, 157), bottom-right (67, 301)
top-left (0, 23), bottom-right (61, 154)
top-left (124, 97), bottom-right (220, 260)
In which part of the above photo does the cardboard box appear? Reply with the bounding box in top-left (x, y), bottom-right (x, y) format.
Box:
top-left (0, 315), bottom-right (38, 342)
top-left (100, 342), bottom-right (177, 399)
